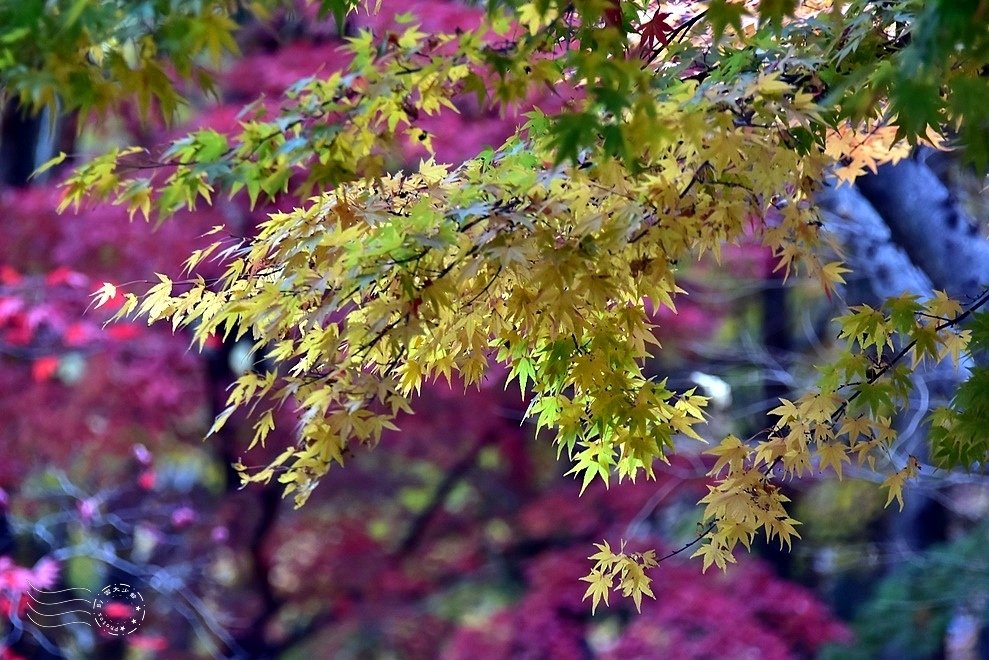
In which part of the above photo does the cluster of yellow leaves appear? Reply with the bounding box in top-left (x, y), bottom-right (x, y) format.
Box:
top-left (517, 2), bottom-right (559, 36)
top-left (89, 35), bottom-right (836, 509)
top-left (58, 25), bottom-right (480, 222)
top-left (882, 455), bottom-right (921, 511)
top-left (682, 289), bottom-right (975, 573)
top-left (581, 541), bottom-right (658, 614)
top-left (825, 122), bottom-right (944, 185)
top-left (73, 2), bottom-right (978, 615)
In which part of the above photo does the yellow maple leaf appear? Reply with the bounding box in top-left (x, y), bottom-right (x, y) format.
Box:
top-left (707, 435), bottom-right (750, 476)
top-left (926, 290), bottom-right (963, 320)
top-left (939, 329), bottom-right (971, 367)
top-left (91, 282), bottom-right (117, 308)
top-left (580, 569), bottom-right (613, 614)
top-left (817, 442), bottom-right (850, 478)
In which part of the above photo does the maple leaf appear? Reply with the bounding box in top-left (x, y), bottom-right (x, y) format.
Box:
top-left (707, 434), bottom-right (749, 476)
top-left (691, 542), bottom-right (736, 573)
top-left (580, 569), bottom-right (613, 614)
top-left (768, 398), bottom-right (800, 428)
top-left (35, 0), bottom-right (989, 602)
top-left (603, 0), bottom-right (623, 31)
top-left (707, 0), bottom-right (748, 40)
top-left (91, 282), bottom-right (118, 309)
top-left (939, 329), bottom-right (970, 368)
top-left (618, 560), bottom-right (654, 612)
top-left (588, 540), bottom-right (616, 566)
top-left (881, 457), bottom-right (919, 511)
top-left (926, 290), bottom-right (963, 320)
top-left (817, 442), bottom-right (850, 478)
top-left (634, 9), bottom-right (673, 61)
top-left (838, 416), bottom-right (873, 444)
top-left (881, 469), bottom-right (908, 511)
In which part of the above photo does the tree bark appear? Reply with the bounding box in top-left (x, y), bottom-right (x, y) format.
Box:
top-left (856, 158), bottom-right (989, 299)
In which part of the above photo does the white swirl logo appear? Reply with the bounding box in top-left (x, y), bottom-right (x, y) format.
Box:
top-left (26, 582), bottom-right (145, 637)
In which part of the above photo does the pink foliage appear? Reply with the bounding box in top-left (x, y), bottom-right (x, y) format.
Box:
top-left (0, 557), bottom-right (59, 592)
top-left (0, 557), bottom-right (59, 619)
top-left (0, 189), bottom-right (212, 486)
top-left (352, 0), bottom-right (486, 35)
top-left (443, 551), bottom-right (849, 659)
top-left (224, 42), bottom-right (354, 99)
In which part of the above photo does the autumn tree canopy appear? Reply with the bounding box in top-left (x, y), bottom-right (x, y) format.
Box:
top-left (11, 0), bottom-right (989, 614)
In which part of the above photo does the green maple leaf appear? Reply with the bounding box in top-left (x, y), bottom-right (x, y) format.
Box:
top-left (549, 111), bottom-right (600, 166)
top-left (707, 0), bottom-right (749, 41)
top-left (758, 0), bottom-right (797, 28)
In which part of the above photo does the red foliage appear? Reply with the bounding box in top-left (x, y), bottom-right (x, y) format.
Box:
top-left (351, 0), bottom-right (486, 35)
top-left (0, 557), bottom-right (59, 620)
top-left (443, 551), bottom-right (849, 659)
top-left (30, 356), bottom-right (59, 382)
top-left (224, 42), bottom-right (354, 99)
top-left (0, 188), bottom-right (213, 486)
top-left (127, 635), bottom-right (168, 652)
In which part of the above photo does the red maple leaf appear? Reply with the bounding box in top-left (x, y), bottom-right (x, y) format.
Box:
top-left (603, 0), bottom-right (623, 30)
top-left (635, 9), bottom-right (673, 61)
